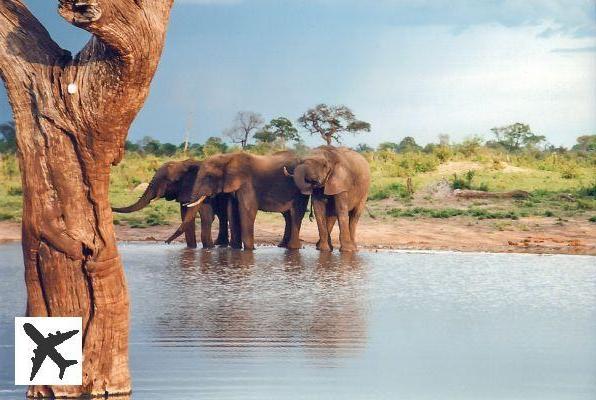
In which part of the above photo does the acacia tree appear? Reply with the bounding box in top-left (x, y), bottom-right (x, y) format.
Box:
top-left (0, 1), bottom-right (173, 397)
top-left (298, 104), bottom-right (370, 145)
top-left (490, 123), bottom-right (545, 151)
top-left (397, 136), bottom-right (421, 152)
top-left (223, 111), bottom-right (264, 149)
top-left (254, 117), bottom-right (300, 149)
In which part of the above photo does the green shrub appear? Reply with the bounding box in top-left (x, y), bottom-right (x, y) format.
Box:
top-left (576, 199), bottom-right (595, 210)
top-left (370, 151), bottom-right (439, 178)
top-left (7, 186), bottom-right (22, 196)
top-left (368, 183), bottom-right (409, 200)
top-left (560, 163), bottom-right (579, 179)
top-left (451, 171), bottom-right (475, 190)
top-left (578, 182), bottom-right (596, 198)
top-left (387, 207), bottom-right (519, 220)
top-left (1, 155), bottom-right (19, 178)
top-left (477, 182), bottom-right (489, 192)
top-left (0, 211), bottom-right (13, 221)
top-left (429, 208), bottom-right (462, 218)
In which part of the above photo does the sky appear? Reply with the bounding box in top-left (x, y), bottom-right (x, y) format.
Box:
top-left (1, 0), bottom-right (595, 148)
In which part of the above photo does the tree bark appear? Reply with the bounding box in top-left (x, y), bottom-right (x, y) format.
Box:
top-left (0, 1), bottom-right (173, 397)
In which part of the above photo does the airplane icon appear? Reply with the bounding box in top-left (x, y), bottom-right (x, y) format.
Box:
top-left (23, 323), bottom-right (79, 381)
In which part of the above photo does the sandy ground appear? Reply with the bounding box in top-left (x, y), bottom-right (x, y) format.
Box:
top-left (1, 216), bottom-right (594, 255)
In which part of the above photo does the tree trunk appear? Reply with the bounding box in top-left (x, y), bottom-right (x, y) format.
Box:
top-left (0, 1), bottom-right (173, 397)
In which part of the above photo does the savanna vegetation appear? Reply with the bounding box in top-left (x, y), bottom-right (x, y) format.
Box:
top-left (1, 114), bottom-right (595, 228)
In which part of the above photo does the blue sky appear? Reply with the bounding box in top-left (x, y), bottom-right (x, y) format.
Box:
top-left (1, 0), bottom-right (595, 147)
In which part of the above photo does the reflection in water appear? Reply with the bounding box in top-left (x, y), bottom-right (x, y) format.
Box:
top-left (154, 248), bottom-right (367, 360)
top-left (2, 243), bottom-right (595, 400)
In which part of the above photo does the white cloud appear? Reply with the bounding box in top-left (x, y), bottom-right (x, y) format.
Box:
top-left (176, 0), bottom-right (596, 38)
top-left (345, 24), bottom-right (596, 146)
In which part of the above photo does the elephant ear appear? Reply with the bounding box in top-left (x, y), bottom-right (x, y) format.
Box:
top-left (324, 163), bottom-right (351, 196)
top-left (174, 163), bottom-right (200, 203)
top-left (222, 159), bottom-right (247, 193)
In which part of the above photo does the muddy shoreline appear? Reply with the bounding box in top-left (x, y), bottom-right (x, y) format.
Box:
top-left (1, 216), bottom-right (594, 255)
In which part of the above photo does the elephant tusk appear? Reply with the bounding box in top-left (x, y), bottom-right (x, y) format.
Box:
top-left (283, 167), bottom-right (293, 177)
top-left (184, 195), bottom-right (207, 208)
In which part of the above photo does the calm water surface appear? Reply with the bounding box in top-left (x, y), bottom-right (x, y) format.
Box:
top-left (1, 243), bottom-right (595, 399)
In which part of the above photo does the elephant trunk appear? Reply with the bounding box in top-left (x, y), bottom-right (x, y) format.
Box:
top-left (165, 201), bottom-right (202, 244)
top-left (293, 165), bottom-right (313, 195)
top-left (112, 180), bottom-right (158, 213)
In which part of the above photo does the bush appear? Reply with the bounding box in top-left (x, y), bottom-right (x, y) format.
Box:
top-left (387, 207), bottom-right (519, 220)
top-left (561, 164), bottom-right (578, 179)
top-left (451, 171), bottom-right (473, 190)
top-left (7, 186), bottom-right (22, 196)
top-left (0, 211), bottom-right (13, 221)
top-left (368, 183), bottom-right (410, 200)
top-left (432, 145), bottom-right (452, 162)
top-left (578, 182), bottom-right (596, 198)
top-left (477, 182), bottom-right (489, 192)
top-left (1, 154), bottom-right (19, 178)
top-left (370, 151), bottom-right (439, 178)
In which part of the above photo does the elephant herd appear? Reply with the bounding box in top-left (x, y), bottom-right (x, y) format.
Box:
top-left (112, 146), bottom-right (371, 252)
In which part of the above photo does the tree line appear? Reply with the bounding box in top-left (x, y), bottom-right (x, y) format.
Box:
top-left (1, 105), bottom-right (594, 157)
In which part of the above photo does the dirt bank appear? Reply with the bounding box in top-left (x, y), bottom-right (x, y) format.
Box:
top-left (1, 215), bottom-right (594, 255)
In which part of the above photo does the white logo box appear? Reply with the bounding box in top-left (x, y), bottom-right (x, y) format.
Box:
top-left (14, 317), bottom-right (82, 386)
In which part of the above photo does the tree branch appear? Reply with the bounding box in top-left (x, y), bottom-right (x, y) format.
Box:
top-left (0, 1), bottom-right (68, 87)
top-left (58, 0), bottom-right (172, 59)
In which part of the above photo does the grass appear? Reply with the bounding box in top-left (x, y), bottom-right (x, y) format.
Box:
top-left (387, 207), bottom-right (520, 220)
top-left (368, 182), bottom-right (410, 201)
top-left (1, 149), bottom-right (595, 226)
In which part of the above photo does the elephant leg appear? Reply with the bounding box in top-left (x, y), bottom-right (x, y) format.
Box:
top-left (287, 196), bottom-right (308, 250)
top-left (228, 196), bottom-right (242, 249)
top-left (215, 196), bottom-right (229, 247)
top-left (180, 204), bottom-right (197, 248)
top-left (325, 215), bottom-right (336, 251)
top-left (334, 192), bottom-right (356, 252)
top-left (237, 192), bottom-right (258, 251)
top-left (349, 200), bottom-right (365, 245)
top-left (312, 197), bottom-right (331, 251)
top-left (199, 203), bottom-right (215, 248)
top-left (278, 211), bottom-right (291, 248)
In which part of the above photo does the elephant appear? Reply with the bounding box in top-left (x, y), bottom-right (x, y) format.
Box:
top-left (111, 159), bottom-right (229, 248)
top-left (284, 146), bottom-right (370, 252)
top-left (168, 151), bottom-right (309, 250)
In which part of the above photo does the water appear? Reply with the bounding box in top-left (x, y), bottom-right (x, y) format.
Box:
top-left (1, 242), bottom-right (595, 399)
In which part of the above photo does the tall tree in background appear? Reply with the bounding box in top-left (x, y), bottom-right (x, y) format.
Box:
top-left (572, 135), bottom-right (596, 152)
top-left (0, 121), bottom-right (16, 153)
top-left (298, 104), bottom-right (370, 145)
top-left (490, 123), bottom-right (545, 151)
top-left (438, 134), bottom-right (450, 146)
top-left (355, 143), bottom-right (374, 153)
top-left (254, 117), bottom-right (300, 149)
top-left (203, 136), bottom-right (229, 156)
top-left (378, 142), bottom-right (400, 152)
top-left (0, 1), bottom-right (173, 397)
top-left (397, 136), bottom-right (422, 152)
top-left (224, 111), bottom-right (264, 149)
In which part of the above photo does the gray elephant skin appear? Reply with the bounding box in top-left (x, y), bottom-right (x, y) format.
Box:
top-left (171, 151), bottom-right (309, 250)
top-left (112, 159), bottom-right (229, 248)
top-left (285, 146), bottom-right (370, 252)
